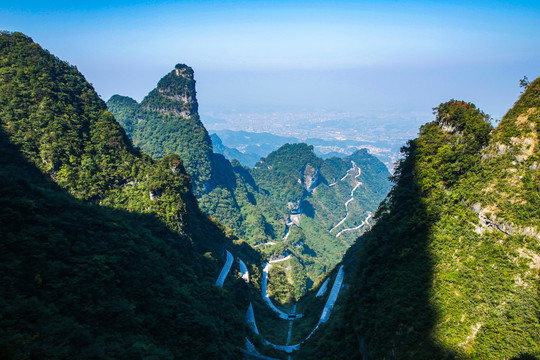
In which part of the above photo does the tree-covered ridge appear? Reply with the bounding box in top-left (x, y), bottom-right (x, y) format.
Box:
top-left (197, 142), bottom-right (392, 302)
top-left (0, 32), bottom-right (217, 247)
top-left (106, 94), bottom-right (138, 134)
top-left (107, 65), bottom-right (213, 196)
top-left (435, 100), bottom-right (491, 139)
top-left (299, 91), bottom-right (540, 359)
top-left (252, 143), bottom-right (323, 205)
top-left (495, 76), bottom-right (540, 145)
top-left (0, 31), bottom-right (141, 201)
top-left (0, 31), bottom-right (246, 358)
top-left (471, 78), bottom-right (539, 231)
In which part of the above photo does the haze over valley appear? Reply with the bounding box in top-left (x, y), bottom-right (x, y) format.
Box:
top-left (203, 109), bottom-right (422, 170)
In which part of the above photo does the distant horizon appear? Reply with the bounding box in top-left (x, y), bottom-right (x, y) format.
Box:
top-left (3, 0), bottom-right (539, 125)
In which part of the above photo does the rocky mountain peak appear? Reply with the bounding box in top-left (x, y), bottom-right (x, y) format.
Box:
top-left (108, 64), bottom-right (213, 196)
top-left (435, 100), bottom-right (487, 134)
top-left (173, 63), bottom-right (194, 79)
top-left (141, 63), bottom-right (198, 118)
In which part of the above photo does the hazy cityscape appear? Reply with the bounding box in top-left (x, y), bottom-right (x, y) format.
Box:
top-left (202, 109), bottom-right (429, 169)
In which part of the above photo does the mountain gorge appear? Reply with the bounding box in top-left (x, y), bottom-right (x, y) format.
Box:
top-left (3, 29), bottom-right (539, 360)
top-left (0, 31), bottom-right (390, 359)
top-left (108, 65), bottom-right (392, 301)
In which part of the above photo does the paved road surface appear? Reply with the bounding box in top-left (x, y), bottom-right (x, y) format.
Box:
top-left (239, 258), bottom-right (249, 283)
top-left (315, 278), bottom-right (329, 297)
top-left (215, 250), bottom-right (233, 287)
top-left (261, 263), bottom-right (292, 320)
top-left (268, 255), bottom-right (292, 264)
top-left (246, 302), bottom-right (260, 335)
top-left (329, 162), bottom-right (363, 233)
top-left (259, 265), bottom-right (346, 353)
top-left (319, 265), bottom-right (344, 323)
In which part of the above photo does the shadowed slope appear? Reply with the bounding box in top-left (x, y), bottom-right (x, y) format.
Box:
top-left (0, 31), bottom-right (246, 358)
top-left (299, 91), bottom-right (540, 359)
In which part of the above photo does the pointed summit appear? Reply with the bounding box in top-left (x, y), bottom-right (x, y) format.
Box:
top-left (140, 64), bottom-right (198, 118)
top-left (108, 64), bottom-right (213, 196)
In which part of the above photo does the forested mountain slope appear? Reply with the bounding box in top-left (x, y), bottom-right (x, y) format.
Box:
top-left (298, 87), bottom-right (540, 359)
top-left (246, 144), bottom-right (391, 298)
top-left (0, 31), bottom-right (245, 358)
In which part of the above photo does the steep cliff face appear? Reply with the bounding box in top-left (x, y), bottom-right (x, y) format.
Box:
top-left (0, 32), bottom-right (244, 358)
top-left (299, 89), bottom-right (540, 359)
top-left (303, 164), bottom-right (319, 192)
top-left (107, 65), bottom-right (213, 196)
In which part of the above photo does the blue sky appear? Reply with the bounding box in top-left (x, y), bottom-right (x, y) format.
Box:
top-left (2, 0), bottom-right (540, 121)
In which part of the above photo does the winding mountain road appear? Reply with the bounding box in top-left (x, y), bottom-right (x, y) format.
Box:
top-left (329, 162), bottom-right (363, 234)
top-left (258, 265), bottom-right (346, 353)
top-left (239, 258), bottom-right (249, 283)
top-left (335, 213), bottom-right (372, 238)
top-left (246, 302), bottom-right (260, 335)
top-left (315, 278), bottom-right (329, 297)
top-left (215, 250), bottom-right (233, 288)
top-left (318, 265), bottom-right (344, 324)
top-left (254, 242), bottom-right (276, 247)
top-left (262, 263), bottom-right (299, 320)
top-left (229, 196), bottom-right (352, 356)
top-left (268, 255), bottom-right (292, 264)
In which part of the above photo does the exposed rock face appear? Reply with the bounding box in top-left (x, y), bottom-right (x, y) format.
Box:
top-left (290, 214), bottom-right (302, 225)
top-left (438, 119), bottom-right (460, 133)
top-left (288, 200), bottom-right (303, 215)
top-left (149, 190), bottom-right (162, 201)
top-left (287, 200), bottom-right (303, 225)
top-left (470, 202), bottom-right (540, 240)
top-left (174, 66), bottom-right (192, 78)
top-left (303, 164), bottom-right (319, 192)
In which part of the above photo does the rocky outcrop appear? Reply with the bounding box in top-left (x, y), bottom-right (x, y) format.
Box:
top-left (287, 200), bottom-right (303, 225)
top-left (288, 200), bottom-right (303, 215)
top-left (303, 164), bottom-right (319, 192)
top-left (140, 63), bottom-right (198, 118)
top-left (438, 119), bottom-right (460, 133)
top-left (470, 202), bottom-right (540, 240)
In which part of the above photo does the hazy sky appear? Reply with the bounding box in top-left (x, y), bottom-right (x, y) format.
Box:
top-left (3, 0), bottom-right (540, 122)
